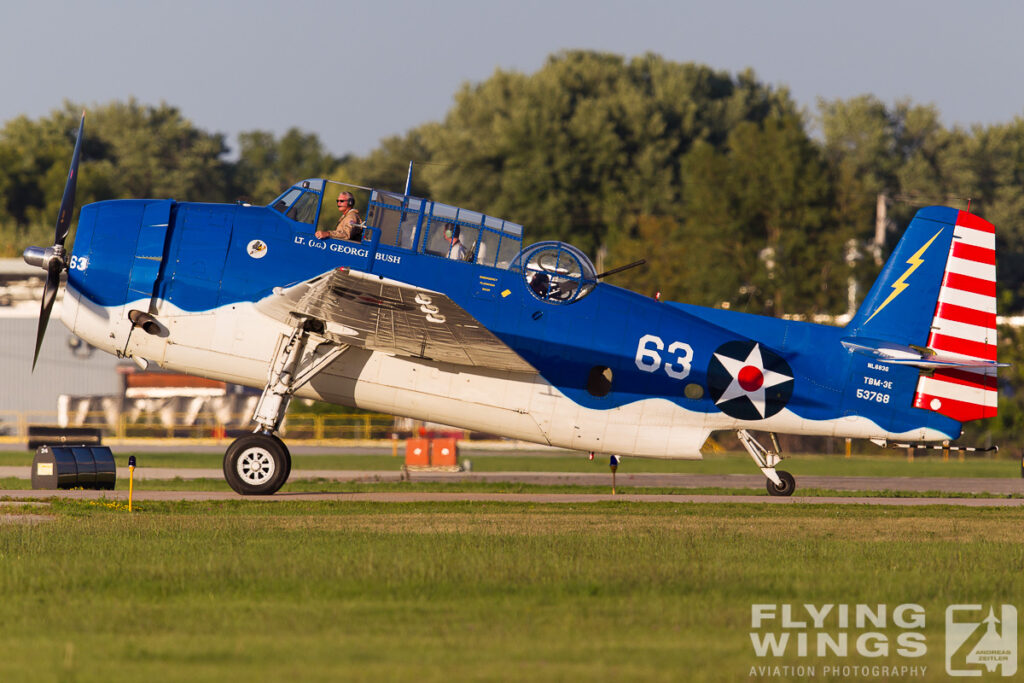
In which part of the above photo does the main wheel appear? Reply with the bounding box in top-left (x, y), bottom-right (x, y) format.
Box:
top-left (223, 434), bottom-right (291, 495)
top-left (766, 470), bottom-right (796, 497)
top-left (266, 433), bottom-right (292, 484)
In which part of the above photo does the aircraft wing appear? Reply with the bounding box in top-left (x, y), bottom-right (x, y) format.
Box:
top-left (255, 268), bottom-right (535, 373)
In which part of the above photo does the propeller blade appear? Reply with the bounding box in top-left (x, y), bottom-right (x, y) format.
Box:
top-left (32, 260), bottom-right (62, 371)
top-left (54, 112), bottom-right (85, 247)
top-left (31, 111), bottom-right (84, 371)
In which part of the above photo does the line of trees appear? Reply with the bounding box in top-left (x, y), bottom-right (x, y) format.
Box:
top-left (4, 51), bottom-right (1024, 318)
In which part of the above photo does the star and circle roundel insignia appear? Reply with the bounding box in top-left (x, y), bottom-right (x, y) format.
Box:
top-left (707, 341), bottom-right (794, 420)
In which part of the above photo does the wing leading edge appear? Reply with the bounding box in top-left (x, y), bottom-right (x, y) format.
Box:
top-left (255, 268), bottom-right (536, 374)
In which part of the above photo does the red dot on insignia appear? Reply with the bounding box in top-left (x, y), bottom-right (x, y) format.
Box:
top-left (738, 365), bottom-right (764, 392)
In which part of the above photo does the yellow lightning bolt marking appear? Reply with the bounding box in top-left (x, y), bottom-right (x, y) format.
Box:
top-left (864, 228), bottom-right (944, 324)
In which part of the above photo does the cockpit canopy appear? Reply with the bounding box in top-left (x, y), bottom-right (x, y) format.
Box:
top-left (268, 180), bottom-right (322, 224)
top-left (267, 179), bottom-right (597, 303)
top-left (365, 190), bottom-right (524, 269)
top-left (267, 180), bottom-right (524, 269)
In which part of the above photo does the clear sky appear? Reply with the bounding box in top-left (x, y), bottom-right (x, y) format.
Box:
top-left (3, 0), bottom-right (1023, 158)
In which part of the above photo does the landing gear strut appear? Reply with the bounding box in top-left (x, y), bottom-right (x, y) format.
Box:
top-left (223, 317), bottom-right (348, 495)
top-left (737, 429), bottom-right (796, 497)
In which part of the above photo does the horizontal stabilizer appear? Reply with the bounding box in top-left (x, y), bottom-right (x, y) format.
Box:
top-left (841, 338), bottom-right (1008, 369)
top-left (884, 357), bottom-right (1004, 369)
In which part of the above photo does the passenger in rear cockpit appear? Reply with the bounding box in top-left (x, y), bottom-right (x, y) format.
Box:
top-left (529, 271), bottom-right (550, 298)
top-left (316, 192), bottom-right (362, 241)
top-left (445, 223), bottom-right (468, 261)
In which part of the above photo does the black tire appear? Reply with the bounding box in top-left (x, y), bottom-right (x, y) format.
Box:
top-left (766, 470), bottom-right (796, 497)
top-left (223, 434), bottom-right (291, 495)
top-left (265, 433), bottom-right (292, 484)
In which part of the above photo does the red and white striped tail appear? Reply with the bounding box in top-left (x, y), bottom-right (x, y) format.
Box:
top-left (913, 211), bottom-right (998, 422)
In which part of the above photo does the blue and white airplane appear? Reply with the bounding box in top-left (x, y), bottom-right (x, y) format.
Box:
top-left (25, 115), bottom-right (1002, 495)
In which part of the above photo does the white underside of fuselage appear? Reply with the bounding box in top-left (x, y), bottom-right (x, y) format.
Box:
top-left (61, 286), bottom-right (949, 457)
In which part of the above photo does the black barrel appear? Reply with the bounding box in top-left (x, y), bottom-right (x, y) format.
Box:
top-left (69, 447), bottom-right (97, 487)
top-left (31, 446), bottom-right (79, 489)
top-left (90, 447), bottom-right (116, 490)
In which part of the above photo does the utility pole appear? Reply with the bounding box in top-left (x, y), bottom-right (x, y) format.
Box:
top-left (873, 193), bottom-right (889, 266)
top-left (845, 238), bottom-right (860, 320)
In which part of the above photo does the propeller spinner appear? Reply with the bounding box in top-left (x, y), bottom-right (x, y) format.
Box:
top-left (23, 111), bottom-right (85, 370)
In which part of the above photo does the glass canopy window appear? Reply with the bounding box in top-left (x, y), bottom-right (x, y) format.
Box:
top-left (365, 190), bottom-right (523, 270)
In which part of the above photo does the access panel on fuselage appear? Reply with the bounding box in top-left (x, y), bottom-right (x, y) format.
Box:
top-left (163, 205), bottom-right (236, 310)
top-left (69, 200), bottom-right (170, 309)
top-left (125, 200), bottom-right (173, 304)
top-left (217, 207), bottom-right (299, 306)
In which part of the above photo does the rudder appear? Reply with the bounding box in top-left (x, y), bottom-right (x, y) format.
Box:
top-left (912, 210), bottom-right (998, 422)
top-left (847, 207), bottom-right (998, 423)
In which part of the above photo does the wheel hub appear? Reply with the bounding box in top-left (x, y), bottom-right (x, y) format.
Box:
top-left (236, 447), bottom-right (276, 484)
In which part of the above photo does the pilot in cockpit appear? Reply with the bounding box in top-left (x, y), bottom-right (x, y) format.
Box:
top-left (316, 192), bottom-right (362, 241)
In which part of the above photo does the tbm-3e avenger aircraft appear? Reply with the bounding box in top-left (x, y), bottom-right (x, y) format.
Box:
top-left (25, 115), bottom-right (1002, 495)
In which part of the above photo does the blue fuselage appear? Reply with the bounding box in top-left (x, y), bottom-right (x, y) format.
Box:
top-left (68, 198), bottom-right (962, 443)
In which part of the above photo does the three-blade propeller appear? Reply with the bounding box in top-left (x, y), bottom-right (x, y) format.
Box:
top-left (23, 111), bottom-right (85, 370)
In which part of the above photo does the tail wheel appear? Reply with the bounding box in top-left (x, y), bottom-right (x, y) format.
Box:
top-left (223, 434), bottom-right (291, 495)
top-left (766, 470), bottom-right (796, 497)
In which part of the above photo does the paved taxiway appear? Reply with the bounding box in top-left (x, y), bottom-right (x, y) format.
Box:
top-left (0, 489), bottom-right (1022, 506)
top-left (4, 466), bottom-right (1024, 494)
top-left (2, 466), bottom-right (1023, 505)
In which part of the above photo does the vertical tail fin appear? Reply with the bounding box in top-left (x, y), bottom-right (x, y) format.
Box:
top-left (847, 207), bottom-right (998, 423)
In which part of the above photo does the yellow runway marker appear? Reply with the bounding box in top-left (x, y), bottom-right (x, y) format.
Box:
top-left (128, 455), bottom-right (136, 511)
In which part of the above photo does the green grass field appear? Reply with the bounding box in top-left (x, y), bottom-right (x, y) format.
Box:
top-left (0, 500), bottom-right (1021, 682)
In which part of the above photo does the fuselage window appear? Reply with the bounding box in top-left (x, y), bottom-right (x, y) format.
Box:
top-left (424, 220), bottom-right (472, 260)
top-left (366, 193), bottom-right (417, 248)
top-left (474, 228), bottom-right (499, 267)
top-left (286, 191), bottom-right (320, 225)
top-left (270, 188), bottom-right (302, 214)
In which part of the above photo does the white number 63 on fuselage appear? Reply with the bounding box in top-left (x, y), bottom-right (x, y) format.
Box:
top-left (634, 334), bottom-right (693, 380)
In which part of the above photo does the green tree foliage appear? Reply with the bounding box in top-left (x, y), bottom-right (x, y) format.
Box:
top-left (90, 100), bottom-right (231, 202)
top-left (966, 119), bottom-right (1024, 309)
top-left (0, 100), bottom-right (230, 232)
top-left (335, 128), bottom-right (434, 197)
top-left (234, 127), bottom-right (341, 204)
top-left (817, 96), bottom-right (1024, 311)
top-left (663, 114), bottom-right (840, 314)
top-left (415, 51), bottom-right (797, 255)
top-left (0, 112), bottom-right (79, 227)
